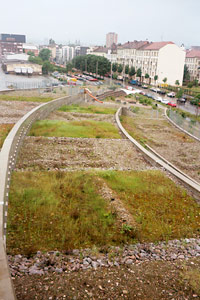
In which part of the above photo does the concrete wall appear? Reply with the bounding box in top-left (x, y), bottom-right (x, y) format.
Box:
top-left (0, 93), bottom-right (84, 299)
top-left (6, 63), bottom-right (42, 74)
top-left (157, 44), bottom-right (186, 86)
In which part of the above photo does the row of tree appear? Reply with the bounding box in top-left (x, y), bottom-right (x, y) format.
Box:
top-left (28, 49), bottom-right (54, 74)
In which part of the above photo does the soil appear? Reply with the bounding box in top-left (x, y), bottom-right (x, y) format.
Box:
top-left (123, 108), bottom-right (200, 183)
top-left (0, 100), bottom-right (40, 124)
top-left (16, 137), bottom-right (150, 171)
top-left (13, 257), bottom-right (200, 300)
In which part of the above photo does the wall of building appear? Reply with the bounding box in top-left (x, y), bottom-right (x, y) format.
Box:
top-left (6, 63), bottom-right (42, 74)
top-left (157, 44), bottom-right (185, 86)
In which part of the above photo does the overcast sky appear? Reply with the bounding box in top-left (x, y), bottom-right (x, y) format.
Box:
top-left (0, 0), bottom-right (199, 47)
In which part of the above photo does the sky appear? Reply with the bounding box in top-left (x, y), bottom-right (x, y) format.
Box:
top-left (0, 0), bottom-right (199, 47)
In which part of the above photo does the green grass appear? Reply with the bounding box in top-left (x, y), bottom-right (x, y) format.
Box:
top-left (0, 124), bottom-right (14, 148)
top-left (29, 119), bottom-right (121, 139)
top-left (7, 170), bottom-right (200, 255)
top-left (7, 171), bottom-right (131, 255)
top-left (0, 95), bottom-right (54, 103)
top-left (100, 170), bottom-right (200, 243)
top-left (58, 104), bottom-right (117, 115)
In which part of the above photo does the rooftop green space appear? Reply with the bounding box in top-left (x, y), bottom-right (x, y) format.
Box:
top-left (0, 95), bottom-right (54, 103)
top-left (29, 119), bottom-right (121, 139)
top-left (58, 104), bottom-right (117, 115)
top-left (7, 170), bottom-right (200, 255)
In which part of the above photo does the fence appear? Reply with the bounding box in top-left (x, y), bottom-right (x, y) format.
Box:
top-left (168, 109), bottom-right (200, 140)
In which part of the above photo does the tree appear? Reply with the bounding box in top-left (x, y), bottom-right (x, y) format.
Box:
top-left (42, 61), bottom-right (54, 74)
top-left (136, 68), bottom-right (142, 79)
top-left (175, 80), bottom-right (180, 86)
top-left (125, 65), bottom-right (129, 75)
top-left (39, 49), bottom-right (51, 61)
top-left (176, 88), bottom-right (183, 99)
top-left (66, 63), bottom-right (73, 73)
top-left (29, 55), bottom-right (43, 65)
top-left (187, 82), bottom-right (193, 88)
top-left (129, 66), bottom-right (136, 78)
top-left (183, 65), bottom-right (190, 82)
top-left (154, 75), bottom-right (158, 82)
top-left (112, 63), bottom-right (118, 73)
top-left (71, 55), bottom-right (110, 77)
top-left (27, 51), bottom-right (35, 56)
top-left (193, 79), bottom-right (199, 87)
top-left (163, 77), bottom-right (167, 83)
top-left (117, 64), bottom-right (123, 73)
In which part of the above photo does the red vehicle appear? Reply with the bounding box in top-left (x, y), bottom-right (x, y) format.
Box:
top-left (168, 102), bottom-right (177, 107)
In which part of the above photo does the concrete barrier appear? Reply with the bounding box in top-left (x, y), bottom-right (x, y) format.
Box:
top-left (0, 93), bottom-right (84, 299)
top-left (115, 107), bottom-right (200, 201)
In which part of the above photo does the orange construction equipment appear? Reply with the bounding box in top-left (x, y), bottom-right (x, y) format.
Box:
top-left (84, 88), bottom-right (103, 103)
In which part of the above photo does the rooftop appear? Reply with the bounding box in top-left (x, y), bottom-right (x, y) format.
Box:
top-left (142, 41), bottom-right (174, 50)
top-left (186, 49), bottom-right (200, 58)
top-left (119, 40), bottom-right (149, 50)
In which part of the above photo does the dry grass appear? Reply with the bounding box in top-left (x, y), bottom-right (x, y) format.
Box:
top-left (0, 124), bottom-right (14, 148)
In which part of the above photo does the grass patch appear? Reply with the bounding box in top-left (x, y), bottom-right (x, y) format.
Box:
top-left (0, 124), bottom-right (14, 148)
top-left (99, 170), bottom-right (200, 243)
top-left (29, 119), bottom-right (121, 139)
top-left (7, 171), bottom-right (132, 255)
top-left (58, 104), bottom-right (117, 115)
top-left (0, 95), bottom-right (53, 103)
top-left (180, 265), bottom-right (200, 296)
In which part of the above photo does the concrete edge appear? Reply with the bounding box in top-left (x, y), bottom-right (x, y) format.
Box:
top-left (0, 93), bottom-right (84, 300)
top-left (165, 108), bottom-right (200, 142)
top-left (115, 107), bottom-right (200, 201)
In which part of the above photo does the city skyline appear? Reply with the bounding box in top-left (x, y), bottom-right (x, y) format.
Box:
top-left (0, 0), bottom-right (199, 48)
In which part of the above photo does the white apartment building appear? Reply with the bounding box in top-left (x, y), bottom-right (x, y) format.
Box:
top-left (106, 32), bottom-right (118, 48)
top-left (116, 41), bottom-right (185, 86)
top-left (185, 49), bottom-right (200, 82)
top-left (56, 46), bottom-right (75, 64)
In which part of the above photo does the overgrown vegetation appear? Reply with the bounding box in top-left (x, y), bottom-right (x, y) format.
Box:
top-left (100, 170), bottom-right (200, 243)
top-left (0, 124), bottom-right (14, 148)
top-left (7, 171), bottom-right (131, 255)
top-left (0, 95), bottom-right (54, 103)
top-left (29, 119), bottom-right (121, 139)
top-left (58, 104), bottom-right (117, 115)
top-left (7, 170), bottom-right (200, 255)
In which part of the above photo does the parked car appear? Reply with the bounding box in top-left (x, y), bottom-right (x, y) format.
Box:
top-left (161, 99), bottom-right (169, 104)
top-left (167, 92), bottom-right (175, 98)
top-left (177, 98), bottom-right (186, 103)
top-left (168, 102), bottom-right (177, 107)
top-left (154, 96), bottom-right (162, 102)
top-left (158, 90), bottom-right (166, 95)
top-left (142, 85), bottom-right (148, 89)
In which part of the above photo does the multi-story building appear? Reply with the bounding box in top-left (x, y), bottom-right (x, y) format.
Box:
top-left (56, 46), bottom-right (75, 64)
top-left (75, 46), bottom-right (89, 57)
top-left (185, 49), bottom-right (200, 82)
top-left (106, 32), bottom-right (118, 48)
top-left (23, 44), bottom-right (39, 56)
top-left (0, 33), bottom-right (26, 58)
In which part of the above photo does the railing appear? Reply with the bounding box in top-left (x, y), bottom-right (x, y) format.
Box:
top-left (167, 109), bottom-right (200, 141)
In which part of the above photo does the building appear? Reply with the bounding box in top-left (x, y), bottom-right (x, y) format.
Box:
top-left (2, 54), bottom-right (42, 75)
top-left (89, 46), bottom-right (109, 58)
top-left (0, 33), bottom-right (26, 57)
top-left (23, 44), bottom-right (39, 56)
top-left (75, 46), bottom-right (89, 57)
top-left (185, 49), bottom-right (200, 82)
top-left (116, 40), bottom-right (185, 86)
top-left (106, 32), bottom-right (118, 48)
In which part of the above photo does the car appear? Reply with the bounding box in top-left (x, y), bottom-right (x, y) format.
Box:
top-left (168, 102), bottom-right (177, 107)
top-left (146, 93), bottom-right (153, 98)
top-left (142, 85), bottom-right (148, 89)
top-left (167, 92), bottom-right (175, 98)
top-left (140, 91), bottom-right (146, 95)
top-left (161, 99), bottom-right (169, 104)
top-left (154, 96), bottom-right (162, 102)
top-left (177, 98), bottom-right (186, 103)
top-left (158, 90), bottom-right (166, 95)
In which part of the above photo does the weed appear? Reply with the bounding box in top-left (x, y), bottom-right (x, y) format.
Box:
top-left (58, 104), bottom-right (116, 115)
top-left (29, 120), bottom-right (121, 139)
